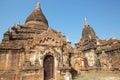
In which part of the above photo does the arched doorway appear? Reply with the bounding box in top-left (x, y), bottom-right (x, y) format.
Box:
top-left (44, 55), bottom-right (54, 80)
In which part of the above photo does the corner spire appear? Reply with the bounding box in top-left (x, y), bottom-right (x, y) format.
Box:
top-left (8, 27), bottom-right (10, 32)
top-left (35, 2), bottom-right (40, 10)
top-left (84, 17), bottom-right (89, 27)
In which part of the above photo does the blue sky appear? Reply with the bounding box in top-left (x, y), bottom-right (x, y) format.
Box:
top-left (0, 0), bottom-right (120, 46)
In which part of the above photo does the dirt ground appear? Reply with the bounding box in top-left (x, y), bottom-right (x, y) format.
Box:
top-left (74, 71), bottom-right (120, 80)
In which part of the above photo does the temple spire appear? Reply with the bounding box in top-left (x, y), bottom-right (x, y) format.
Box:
top-left (25, 2), bottom-right (48, 26)
top-left (84, 17), bottom-right (89, 27)
top-left (35, 2), bottom-right (40, 10)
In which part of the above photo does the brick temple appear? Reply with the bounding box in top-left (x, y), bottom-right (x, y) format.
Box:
top-left (0, 2), bottom-right (120, 80)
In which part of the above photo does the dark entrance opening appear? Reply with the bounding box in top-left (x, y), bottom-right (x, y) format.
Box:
top-left (44, 55), bottom-right (54, 80)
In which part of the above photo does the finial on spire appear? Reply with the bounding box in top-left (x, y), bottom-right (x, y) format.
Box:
top-left (35, 2), bottom-right (40, 10)
top-left (85, 17), bottom-right (87, 21)
top-left (18, 21), bottom-right (20, 25)
top-left (8, 27), bottom-right (10, 32)
top-left (84, 17), bottom-right (89, 27)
